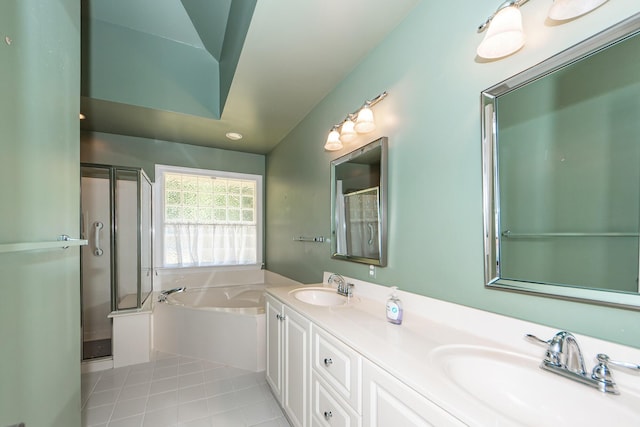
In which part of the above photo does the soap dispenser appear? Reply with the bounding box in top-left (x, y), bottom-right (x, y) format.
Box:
top-left (386, 286), bottom-right (403, 325)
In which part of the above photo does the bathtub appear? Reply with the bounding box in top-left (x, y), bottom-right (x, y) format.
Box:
top-left (164, 285), bottom-right (265, 313)
top-left (153, 284), bottom-right (267, 372)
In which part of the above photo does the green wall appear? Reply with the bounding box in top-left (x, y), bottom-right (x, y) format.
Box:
top-left (265, 2), bottom-right (640, 348)
top-left (81, 131), bottom-right (265, 182)
top-left (85, 19), bottom-right (221, 118)
top-left (0, 1), bottom-right (81, 426)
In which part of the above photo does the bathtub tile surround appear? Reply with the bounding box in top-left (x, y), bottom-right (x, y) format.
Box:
top-left (81, 351), bottom-right (291, 427)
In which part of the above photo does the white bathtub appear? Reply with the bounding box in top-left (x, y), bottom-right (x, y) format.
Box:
top-left (165, 285), bottom-right (265, 313)
top-left (153, 284), bottom-right (267, 371)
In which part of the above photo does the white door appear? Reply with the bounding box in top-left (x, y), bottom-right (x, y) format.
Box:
top-left (265, 294), bottom-right (284, 401)
top-left (283, 306), bottom-right (311, 427)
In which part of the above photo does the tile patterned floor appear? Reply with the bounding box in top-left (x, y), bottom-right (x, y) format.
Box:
top-left (81, 353), bottom-right (291, 427)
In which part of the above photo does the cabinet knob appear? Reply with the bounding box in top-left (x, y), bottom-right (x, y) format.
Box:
top-left (324, 411), bottom-right (333, 420)
top-left (276, 314), bottom-right (286, 321)
top-left (324, 358), bottom-right (333, 366)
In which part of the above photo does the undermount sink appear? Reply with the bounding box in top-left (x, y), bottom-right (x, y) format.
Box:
top-left (290, 287), bottom-right (356, 307)
top-left (427, 345), bottom-right (640, 426)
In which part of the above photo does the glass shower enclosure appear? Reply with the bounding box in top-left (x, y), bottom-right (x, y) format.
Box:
top-left (80, 164), bottom-right (152, 361)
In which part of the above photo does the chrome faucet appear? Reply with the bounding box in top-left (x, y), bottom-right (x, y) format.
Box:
top-left (546, 331), bottom-right (586, 375)
top-left (158, 286), bottom-right (186, 302)
top-left (527, 330), bottom-right (640, 394)
top-left (327, 273), bottom-right (353, 297)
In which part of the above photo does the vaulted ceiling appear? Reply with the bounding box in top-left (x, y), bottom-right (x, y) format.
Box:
top-left (81, 0), bottom-right (419, 154)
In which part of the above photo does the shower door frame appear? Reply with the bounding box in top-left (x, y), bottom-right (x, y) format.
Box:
top-left (80, 163), bottom-right (153, 361)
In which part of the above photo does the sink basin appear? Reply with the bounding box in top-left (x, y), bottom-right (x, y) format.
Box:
top-left (427, 345), bottom-right (640, 426)
top-left (289, 287), bottom-right (356, 307)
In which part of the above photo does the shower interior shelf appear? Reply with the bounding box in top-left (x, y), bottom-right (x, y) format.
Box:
top-left (0, 238), bottom-right (87, 254)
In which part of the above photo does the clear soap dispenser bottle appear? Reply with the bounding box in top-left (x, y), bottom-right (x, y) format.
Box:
top-left (386, 286), bottom-right (403, 325)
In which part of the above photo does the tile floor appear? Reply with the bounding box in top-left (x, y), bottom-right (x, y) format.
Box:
top-left (81, 352), bottom-right (291, 427)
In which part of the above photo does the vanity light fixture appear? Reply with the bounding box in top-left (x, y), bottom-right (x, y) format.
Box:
top-left (548, 0), bottom-right (609, 21)
top-left (477, 0), bottom-right (528, 59)
top-left (324, 126), bottom-right (343, 151)
top-left (324, 91), bottom-right (388, 151)
top-left (477, 0), bottom-right (609, 60)
top-left (340, 115), bottom-right (357, 143)
top-left (354, 102), bottom-right (376, 133)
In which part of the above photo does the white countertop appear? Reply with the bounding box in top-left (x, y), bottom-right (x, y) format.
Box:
top-left (266, 273), bottom-right (640, 426)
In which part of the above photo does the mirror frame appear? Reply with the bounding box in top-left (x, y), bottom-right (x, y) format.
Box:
top-left (481, 12), bottom-right (640, 310)
top-left (331, 137), bottom-right (388, 266)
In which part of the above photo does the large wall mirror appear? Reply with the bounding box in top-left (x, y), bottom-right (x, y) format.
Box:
top-left (482, 13), bottom-right (640, 309)
top-left (331, 137), bottom-right (387, 266)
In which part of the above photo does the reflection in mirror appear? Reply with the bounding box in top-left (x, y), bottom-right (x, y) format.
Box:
top-left (331, 137), bottom-right (387, 266)
top-left (481, 13), bottom-right (640, 309)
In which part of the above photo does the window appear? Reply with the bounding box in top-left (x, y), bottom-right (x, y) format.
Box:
top-left (156, 165), bottom-right (262, 268)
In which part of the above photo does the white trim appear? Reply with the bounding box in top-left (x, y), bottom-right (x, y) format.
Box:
top-left (154, 164), bottom-right (263, 269)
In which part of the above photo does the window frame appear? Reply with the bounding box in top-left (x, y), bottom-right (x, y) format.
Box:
top-left (154, 164), bottom-right (263, 271)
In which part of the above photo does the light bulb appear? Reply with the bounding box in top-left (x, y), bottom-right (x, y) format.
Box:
top-left (548, 0), bottom-right (608, 21)
top-left (477, 6), bottom-right (525, 59)
top-left (355, 105), bottom-right (376, 133)
top-left (340, 117), bottom-right (357, 143)
top-left (324, 128), bottom-right (342, 151)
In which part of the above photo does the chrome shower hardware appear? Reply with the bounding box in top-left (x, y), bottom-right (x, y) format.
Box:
top-left (158, 287), bottom-right (187, 302)
top-left (94, 221), bottom-right (104, 256)
top-left (526, 331), bottom-right (640, 394)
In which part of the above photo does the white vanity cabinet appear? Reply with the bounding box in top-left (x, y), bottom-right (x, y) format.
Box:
top-left (362, 359), bottom-right (465, 427)
top-left (265, 293), bottom-right (311, 427)
top-left (310, 326), bottom-right (362, 426)
top-left (266, 291), bottom-right (464, 427)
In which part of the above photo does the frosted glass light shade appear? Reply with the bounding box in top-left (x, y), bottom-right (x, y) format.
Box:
top-left (477, 6), bottom-right (525, 59)
top-left (324, 129), bottom-right (342, 151)
top-left (548, 0), bottom-right (608, 21)
top-left (340, 118), bottom-right (357, 143)
top-left (354, 105), bottom-right (376, 133)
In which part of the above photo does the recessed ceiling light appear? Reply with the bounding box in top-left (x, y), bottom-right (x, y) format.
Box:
top-left (225, 132), bottom-right (243, 141)
top-left (79, 113), bottom-right (86, 120)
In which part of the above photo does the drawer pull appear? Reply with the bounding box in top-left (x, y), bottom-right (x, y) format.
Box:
top-left (323, 358), bottom-right (333, 366)
top-left (324, 411), bottom-right (333, 420)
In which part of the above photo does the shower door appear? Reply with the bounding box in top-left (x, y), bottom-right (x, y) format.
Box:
top-left (80, 164), bottom-right (153, 361)
top-left (81, 166), bottom-right (113, 360)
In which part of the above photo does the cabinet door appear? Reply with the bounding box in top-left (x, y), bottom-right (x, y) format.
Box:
top-left (265, 294), bottom-right (283, 402)
top-left (283, 306), bottom-right (312, 427)
top-left (362, 360), bottom-right (465, 427)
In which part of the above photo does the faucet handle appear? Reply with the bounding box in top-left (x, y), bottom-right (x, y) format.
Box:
top-left (591, 354), bottom-right (621, 394)
top-left (525, 334), bottom-right (550, 346)
top-left (595, 353), bottom-right (640, 372)
top-left (346, 283), bottom-right (354, 297)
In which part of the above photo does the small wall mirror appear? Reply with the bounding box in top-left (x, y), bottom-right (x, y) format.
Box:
top-left (331, 137), bottom-right (388, 266)
top-left (481, 13), bottom-right (640, 309)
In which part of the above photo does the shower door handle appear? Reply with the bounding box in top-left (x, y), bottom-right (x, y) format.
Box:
top-left (94, 222), bottom-right (104, 256)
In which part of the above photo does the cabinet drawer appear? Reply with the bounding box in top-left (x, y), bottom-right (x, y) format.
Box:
top-left (312, 326), bottom-right (362, 411)
top-left (311, 372), bottom-right (362, 427)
